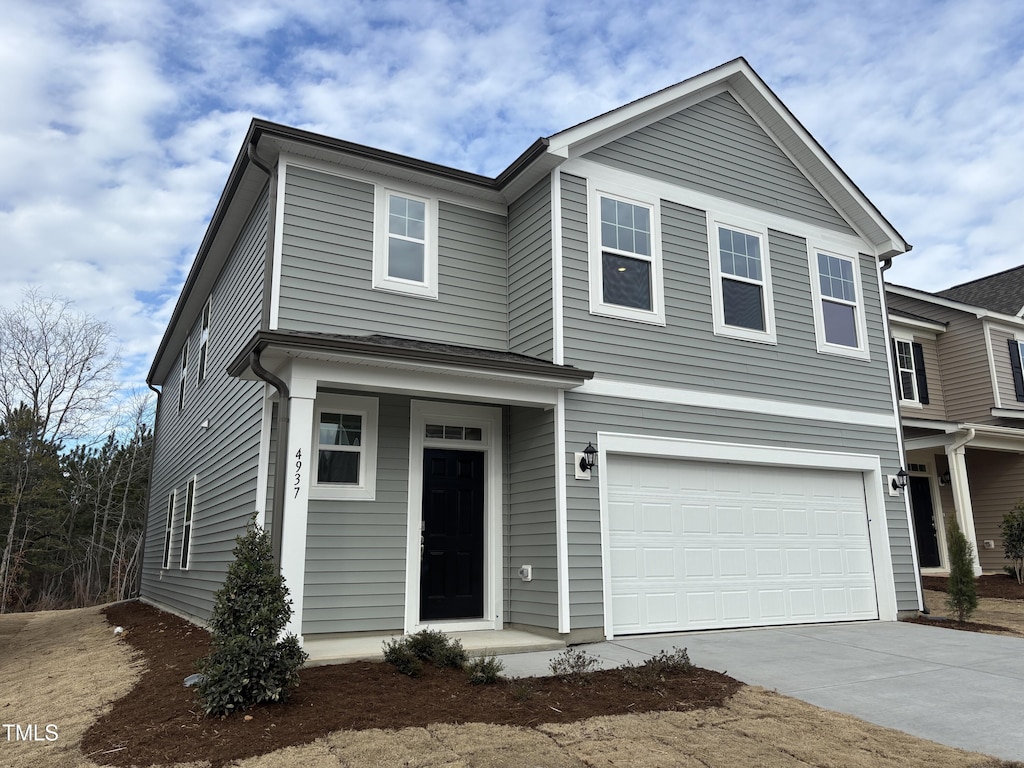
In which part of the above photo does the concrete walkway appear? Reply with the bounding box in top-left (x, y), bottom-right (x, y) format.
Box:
top-left (497, 621), bottom-right (1024, 762)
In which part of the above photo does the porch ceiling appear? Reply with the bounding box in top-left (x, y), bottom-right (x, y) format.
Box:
top-left (903, 419), bottom-right (1024, 454)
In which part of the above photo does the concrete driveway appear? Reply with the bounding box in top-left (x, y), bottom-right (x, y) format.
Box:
top-left (497, 621), bottom-right (1024, 762)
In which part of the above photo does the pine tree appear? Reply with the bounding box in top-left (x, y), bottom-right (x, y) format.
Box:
top-left (945, 515), bottom-right (978, 623)
top-left (196, 518), bottom-right (307, 715)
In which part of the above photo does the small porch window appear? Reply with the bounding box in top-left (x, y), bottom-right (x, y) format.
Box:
top-left (311, 394), bottom-right (379, 500)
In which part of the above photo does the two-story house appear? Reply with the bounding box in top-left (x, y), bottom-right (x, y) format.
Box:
top-left (887, 266), bottom-right (1024, 576)
top-left (142, 58), bottom-right (919, 653)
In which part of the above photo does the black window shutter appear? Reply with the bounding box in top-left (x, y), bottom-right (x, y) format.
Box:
top-left (911, 342), bottom-right (929, 405)
top-left (1010, 339), bottom-right (1024, 402)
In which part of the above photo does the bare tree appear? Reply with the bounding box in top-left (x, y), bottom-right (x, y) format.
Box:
top-left (0, 288), bottom-right (121, 611)
top-left (0, 288), bottom-right (120, 443)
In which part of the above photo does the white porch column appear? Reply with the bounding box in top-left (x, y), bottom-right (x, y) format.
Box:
top-left (945, 445), bottom-right (983, 576)
top-left (280, 384), bottom-right (316, 643)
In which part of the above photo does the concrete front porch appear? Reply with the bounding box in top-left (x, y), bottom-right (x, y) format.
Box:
top-left (304, 628), bottom-right (565, 666)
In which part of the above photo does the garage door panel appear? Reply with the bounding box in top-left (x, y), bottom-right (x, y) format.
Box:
top-left (608, 456), bottom-right (879, 634)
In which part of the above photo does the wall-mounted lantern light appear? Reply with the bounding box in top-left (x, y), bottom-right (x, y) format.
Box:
top-left (939, 471), bottom-right (951, 487)
top-left (579, 442), bottom-right (597, 473)
top-left (891, 468), bottom-right (908, 491)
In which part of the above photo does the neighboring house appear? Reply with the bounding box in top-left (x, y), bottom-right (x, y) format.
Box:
top-left (142, 58), bottom-right (919, 649)
top-left (887, 265), bottom-right (1024, 576)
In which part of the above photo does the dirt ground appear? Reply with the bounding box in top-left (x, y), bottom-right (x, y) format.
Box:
top-left (917, 574), bottom-right (1024, 635)
top-left (0, 602), bottom-right (1020, 768)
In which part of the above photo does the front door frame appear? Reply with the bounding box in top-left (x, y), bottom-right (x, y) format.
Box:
top-left (908, 466), bottom-right (947, 572)
top-left (405, 400), bottom-right (503, 633)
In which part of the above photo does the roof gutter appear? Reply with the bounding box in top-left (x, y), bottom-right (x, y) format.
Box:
top-left (249, 343), bottom-right (289, 567)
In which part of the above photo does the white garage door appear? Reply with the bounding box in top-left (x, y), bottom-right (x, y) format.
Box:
top-left (607, 455), bottom-right (878, 635)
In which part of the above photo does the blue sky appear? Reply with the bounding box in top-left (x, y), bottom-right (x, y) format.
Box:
top-left (2, 0), bottom-right (1023, 394)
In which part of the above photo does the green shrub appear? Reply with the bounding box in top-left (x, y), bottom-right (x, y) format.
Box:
top-left (466, 654), bottom-right (504, 685)
top-left (510, 680), bottom-right (534, 701)
top-left (383, 629), bottom-right (466, 676)
top-left (548, 647), bottom-right (599, 685)
top-left (946, 515), bottom-right (979, 622)
top-left (1000, 503), bottom-right (1024, 585)
top-left (382, 637), bottom-right (424, 677)
top-left (196, 519), bottom-right (308, 716)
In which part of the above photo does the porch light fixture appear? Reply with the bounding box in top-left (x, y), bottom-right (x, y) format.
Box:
top-left (891, 468), bottom-right (908, 491)
top-left (579, 442), bottom-right (598, 473)
top-left (939, 471), bottom-right (951, 486)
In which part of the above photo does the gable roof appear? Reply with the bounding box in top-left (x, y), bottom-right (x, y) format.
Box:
top-left (935, 264), bottom-right (1024, 316)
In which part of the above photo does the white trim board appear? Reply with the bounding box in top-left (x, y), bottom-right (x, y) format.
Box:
top-left (595, 432), bottom-right (899, 639)
top-left (578, 377), bottom-right (897, 429)
top-left (269, 157), bottom-right (287, 331)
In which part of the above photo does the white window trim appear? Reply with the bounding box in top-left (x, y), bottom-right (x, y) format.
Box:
top-left (161, 490), bottom-right (175, 570)
top-left (372, 187), bottom-right (438, 299)
top-left (707, 214), bottom-right (777, 344)
top-left (310, 394), bottom-right (379, 500)
top-left (179, 477), bottom-right (196, 571)
top-left (587, 184), bottom-right (665, 326)
top-left (177, 343), bottom-right (188, 411)
top-left (807, 244), bottom-right (871, 360)
top-left (893, 334), bottom-right (921, 406)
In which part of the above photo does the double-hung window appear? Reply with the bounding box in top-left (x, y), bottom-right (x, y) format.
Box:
top-left (161, 491), bottom-right (175, 569)
top-left (893, 337), bottom-right (929, 405)
top-left (708, 217), bottom-right (776, 342)
top-left (588, 187), bottom-right (664, 325)
top-left (373, 188), bottom-right (438, 299)
top-left (809, 246), bottom-right (870, 359)
top-left (197, 298), bottom-right (211, 384)
top-left (177, 343), bottom-right (188, 411)
top-left (1008, 339), bottom-right (1024, 402)
top-left (311, 394), bottom-right (379, 500)
top-left (179, 477), bottom-right (195, 570)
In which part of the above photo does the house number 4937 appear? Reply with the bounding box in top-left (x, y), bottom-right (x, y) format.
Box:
top-left (294, 449), bottom-right (302, 498)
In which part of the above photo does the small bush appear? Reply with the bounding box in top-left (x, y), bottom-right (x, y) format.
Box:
top-left (382, 637), bottom-right (424, 677)
top-left (549, 647), bottom-right (599, 685)
top-left (622, 646), bottom-right (694, 691)
top-left (383, 629), bottom-right (466, 676)
top-left (946, 515), bottom-right (979, 622)
top-left (511, 680), bottom-right (534, 701)
top-left (466, 654), bottom-right (504, 685)
top-left (196, 519), bottom-right (308, 716)
top-left (1001, 503), bottom-right (1024, 585)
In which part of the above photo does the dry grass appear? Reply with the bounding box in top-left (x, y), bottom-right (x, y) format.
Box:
top-left (923, 589), bottom-right (1024, 635)
top-left (0, 604), bottom-right (1019, 768)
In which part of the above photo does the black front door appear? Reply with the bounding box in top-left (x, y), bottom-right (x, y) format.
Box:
top-left (909, 476), bottom-right (942, 568)
top-left (419, 449), bottom-right (485, 621)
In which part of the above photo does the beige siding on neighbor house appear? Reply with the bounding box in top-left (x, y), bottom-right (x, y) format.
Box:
top-left (966, 449), bottom-right (1024, 572)
top-left (887, 294), bottom-right (992, 423)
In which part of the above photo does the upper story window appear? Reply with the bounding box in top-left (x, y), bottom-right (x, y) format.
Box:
top-left (588, 186), bottom-right (665, 325)
top-left (373, 189), bottom-right (438, 299)
top-left (808, 246), bottom-right (870, 360)
top-left (197, 298), bottom-right (211, 384)
top-left (1008, 339), bottom-right (1024, 402)
top-left (311, 394), bottom-right (379, 500)
top-left (893, 337), bottom-right (929, 405)
top-left (708, 217), bottom-right (776, 343)
top-left (179, 477), bottom-right (196, 570)
top-left (177, 343), bottom-right (188, 411)
top-left (161, 491), bottom-right (175, 570)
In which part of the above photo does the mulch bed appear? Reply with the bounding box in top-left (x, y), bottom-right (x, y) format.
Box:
top-left (81, 601), bottom-right (742, 768)
top-left (900, 615), bottom-right (1019, 635)
top-left (921, 573), bottom-right (1024, 600)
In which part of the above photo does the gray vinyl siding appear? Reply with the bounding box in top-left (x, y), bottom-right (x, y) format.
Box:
top-left (560, 174), bottom-right (894, 414)
top-left (988, 325), bottom-right (1024, 413)
top-left (886, 294), bottom-right (992, 422)
top-left (277, 164), bottom-right (509, 350)
top-left (264, 401), bottom-right (278, 538)
top-left (508, 178), bottom-right (553, 359)
top-left (966, 449), bottom-right (1024, 572)
top-left (303, 394), bottom-right (410, 635)
top-left (896, 334), bottom-right (946, 421)
top-left (563, 393), bottom-right (917, 629)
top-left (141, 187), bottom-right (269, 622)
top-left (507, 406), bottom-right (558, 629)
top-left (585, 91), bottom-right (854, 235)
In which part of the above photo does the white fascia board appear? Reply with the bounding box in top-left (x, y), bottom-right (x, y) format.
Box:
top-left (579, 377), bottom-right (896, 429)
top-left (991, 408), bottom-right (1024, 420)
top-left (887, 314), bottom-right (946, 335)
top-left (269, 157), bottom-right (287, 331)
top-left (888, 285), bottom-right (1024, 327)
